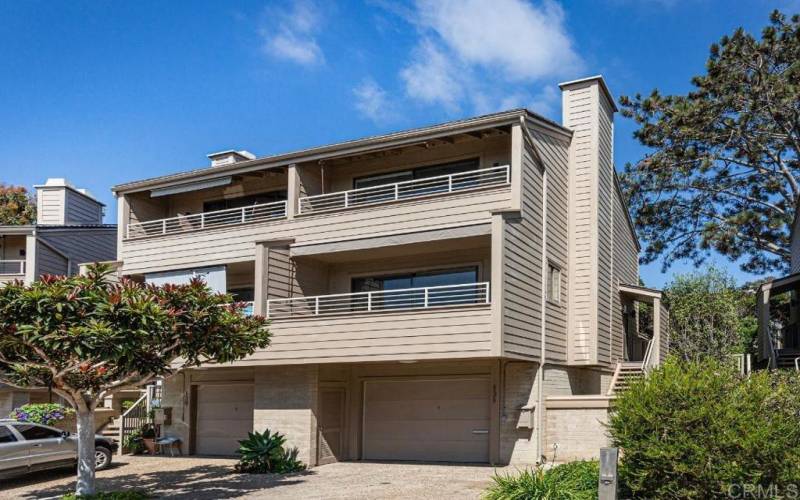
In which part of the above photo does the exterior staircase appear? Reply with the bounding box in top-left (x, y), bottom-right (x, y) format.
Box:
top-left (607, 362), bottom-right (645, 395)
top-left (99, 416), bottom-right (122, 441)
top-left (774, 349), bottom-right (800, 370)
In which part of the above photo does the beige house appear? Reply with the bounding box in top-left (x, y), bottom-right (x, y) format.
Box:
top-left (111, 75), bottom-right (667, 465)
top-left (0, 179), bottom-right (117, 417)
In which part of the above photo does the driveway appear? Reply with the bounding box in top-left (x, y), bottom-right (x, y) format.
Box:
top-left (1, 456), bottom-right (505, 499)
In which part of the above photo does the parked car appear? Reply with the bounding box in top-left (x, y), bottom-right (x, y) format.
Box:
top-left (0, 419), bottom-right (118, 479)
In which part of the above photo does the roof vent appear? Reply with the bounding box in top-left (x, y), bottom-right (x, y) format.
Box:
top-left (207, 150), bottom-right (256, 167)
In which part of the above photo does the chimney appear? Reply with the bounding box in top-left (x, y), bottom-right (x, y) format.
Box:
top-left (559, 75), bottom-right (618, 365)
top-left (207, 150), bottom-right (256, 167)
top-left (34, 178), bottom-right (105, 225)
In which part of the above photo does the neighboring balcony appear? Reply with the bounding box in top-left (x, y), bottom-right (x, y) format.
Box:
top-left (126, 201), bottom-right (288, 240)
top-left (0, 260), bottom-right (25, 283)
top-left (266, 282), bottom-right (490, 319)
top-left (298, 165), bottom-right (510, 215)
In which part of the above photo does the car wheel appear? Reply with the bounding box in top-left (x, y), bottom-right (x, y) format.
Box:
top-left (95, 446), bottom-right (112, 471)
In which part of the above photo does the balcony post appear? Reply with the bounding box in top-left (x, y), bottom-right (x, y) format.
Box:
top-left (448, 175), bottom-right (453, 193)
top-left (344, 191), bottom-right (349, 208)
top-left (367, 292), bottom-right (372, 312)
top-left (394, 184), bottom-right (399, 200)
top-left (200, 213), bottom-right (205, 229)
top-left (485, 282), bottom-right (490, 304)
top-left (314, 296), bottom-right (320, 315)
top-left (162, 220), bottom-right (166, 234)
top-left (286, 163), bottom-right (300, 219)
top-left (424, 288), bottom-right (429, 308)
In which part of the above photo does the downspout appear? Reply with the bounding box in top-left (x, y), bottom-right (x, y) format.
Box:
top-left (520, 115), bottom-right (549, 463)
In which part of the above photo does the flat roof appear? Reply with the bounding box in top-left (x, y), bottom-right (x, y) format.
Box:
top-left (112, 108), bottom-right (571, 194)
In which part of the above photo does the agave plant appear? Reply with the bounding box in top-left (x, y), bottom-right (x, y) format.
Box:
top-left (235, 429), bottom-right (305, 474)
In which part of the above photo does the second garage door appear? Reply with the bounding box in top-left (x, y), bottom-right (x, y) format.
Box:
top-left (362, 377), bottom-right (490, 463)
top-left (195, 384), bottom-right (254, 456)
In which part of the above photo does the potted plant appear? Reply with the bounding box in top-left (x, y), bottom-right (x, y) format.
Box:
top-left (140, 423), bottom-right (157, 455)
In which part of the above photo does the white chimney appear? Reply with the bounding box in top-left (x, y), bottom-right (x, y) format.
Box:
top-left (207, 150), bottom-right (256, 167)
top-left (34, 178), bottom-right (105, 225)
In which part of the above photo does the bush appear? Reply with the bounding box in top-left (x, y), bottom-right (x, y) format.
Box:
top-left (61, 491), bottom-right (149, 500)
top-left (235, 429), bottom-right (306, 474)
top-left (483, 461), bottom-right (598, 500)
top-left (609, 358), bottom-right (800, 498)
top-left (10, 403), bottom-right (74, 425)
top-left (122, 428), bottom-right (145, 455)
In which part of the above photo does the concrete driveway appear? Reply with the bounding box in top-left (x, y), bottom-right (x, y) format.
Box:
top-left (1, 456), bottom-right (505, 499)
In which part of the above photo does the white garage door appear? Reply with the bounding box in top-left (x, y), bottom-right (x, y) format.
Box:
top-left (196, 384), bottom-right (254, 456)
top-left (363, 378), bottom-right (490, 463)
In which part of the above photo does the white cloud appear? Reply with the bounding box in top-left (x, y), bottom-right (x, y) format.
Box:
top-left (353, 79), bottom-right (397, 124)
top-left (400, 39), bottom-right (463, 110)
top-left (261, 1), bottom-right (324, 66)
top-left (391, 0), bottom-right (581, 115)
top-left (414, 0), bottom-right (581, 81)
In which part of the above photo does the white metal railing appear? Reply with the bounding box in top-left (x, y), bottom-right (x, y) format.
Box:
top-left (126, 200), bottom-right (287, 239)
top-left (267, 282), bottom-right (490, 319)
top-left (641, 339), bottom-right (655, 371)
top-left (298, 165), bottom-right (511, 215)
top-left (0, 260), bottom-right (25, 275)
top-left (729, 353), bottom-right (752, 375)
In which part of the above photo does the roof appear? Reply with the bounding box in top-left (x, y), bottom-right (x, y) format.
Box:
top-left (34, 178), bottom-right (105, 206)
top-left (112, 108), bottom-right (572, 194)
top-left (0, 224), bottom-right (116, 236)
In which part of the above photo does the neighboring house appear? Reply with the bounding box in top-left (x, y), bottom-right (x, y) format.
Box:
top-left (757, 204), bottom-right (800, 370)
top-left (0, 179), bottom-right (117, 417)
top-left (111, 75), bottom-right (667, 465)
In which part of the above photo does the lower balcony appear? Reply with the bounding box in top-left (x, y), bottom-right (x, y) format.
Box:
top-left (0, 260), bottom-right (25, 284)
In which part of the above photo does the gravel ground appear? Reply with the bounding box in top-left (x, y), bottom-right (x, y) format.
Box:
top-left (1, 456), bottom-right (506, 499)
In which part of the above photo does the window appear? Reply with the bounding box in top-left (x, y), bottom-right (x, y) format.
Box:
top-left (13, 424), bottom-right (62, 440)
top-left (351, 267), bottom-right (480, 310)
top-left (0, 426), bottom-right (17, 443)
top-left (353, 158), bottom-right (480, 196)
top-left (547, 263), bottom-right (562, 304)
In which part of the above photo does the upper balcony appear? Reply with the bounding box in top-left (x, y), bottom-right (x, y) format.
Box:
top-left (118, 129), bottom-right (514, 275)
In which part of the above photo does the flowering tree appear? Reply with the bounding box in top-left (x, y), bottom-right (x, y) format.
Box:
top-left (0, 265), bottom-right (270, 496)
top-left (0, 183), bottom-right (36, 225)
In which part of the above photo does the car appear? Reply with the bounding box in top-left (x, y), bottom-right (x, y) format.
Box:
top-left (0, 419), bottom-right (118, 479)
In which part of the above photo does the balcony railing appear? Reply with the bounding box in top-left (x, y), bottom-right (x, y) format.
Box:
top-left (126, 201), bottom-right (287, 239)
top-left (298, 165), bottom-right (510, 215)
top-left (0, 260), bottom-right (25, 275)
top-left (266, 282), bottom-right (490, 319)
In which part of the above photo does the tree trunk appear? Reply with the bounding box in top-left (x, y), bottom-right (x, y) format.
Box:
top-left (75, 408), bottom-right (96, 496)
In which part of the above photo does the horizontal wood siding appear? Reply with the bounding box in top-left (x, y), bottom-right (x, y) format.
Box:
top-left (502, 138), bottom-right (543, 360)
top-left (37, 189), bottom-right (66, 225)
top-left (240, 307), bottom-right (493, 364)
top-left (35, 241), bottom-right (68, 276)
top-left (37, 227), bottom-right (117, 275)
top-left (596, 94), bottom-right (615, 366)
top-left (612, 187), bottom-right (640, 363)
top-left (64, 189), bottom-right (102, 224)
top-left (531, 128), bottom-right (570, 363)
top-left (121, 187), bottom-right (511, 274)
top-left (563, 85), bottom-right (596, 363)
top-left (266, 247), bottom-right (329, 300)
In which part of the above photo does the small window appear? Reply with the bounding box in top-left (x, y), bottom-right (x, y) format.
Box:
top-left (13, 424), bottom-right (62, 440)
top-left (547, 263), bottom-right (561, 304)
top-left (0, 426), bottom-right (17, 443)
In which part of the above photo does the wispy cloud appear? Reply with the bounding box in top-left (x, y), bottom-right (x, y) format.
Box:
top-left (400, 39), bottom-right (463, 111)
top-left (261, 1), bottom-right (324, 66)
top-left (353, 78), bottom-right (397, 124)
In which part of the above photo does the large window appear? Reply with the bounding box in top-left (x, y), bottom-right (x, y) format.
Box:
top-left (350, 267), bottom-right (480, 310)
top-left (353, 158), bottom-right (480, 190)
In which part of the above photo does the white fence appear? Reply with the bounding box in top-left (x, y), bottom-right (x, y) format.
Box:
top-left (126, 201), bottom-right (287, 239)
top-left (298, 165), bottom-right (510, 215)
top-left (267, 282), bottom-right (490, 319)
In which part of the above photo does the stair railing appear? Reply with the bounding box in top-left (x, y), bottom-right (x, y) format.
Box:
top-left (117, 383), bottom-right (161, 456)
top-left (641, 339), bottom-right (655, 372)
top-left (606, 362), bottom-right (623, 396)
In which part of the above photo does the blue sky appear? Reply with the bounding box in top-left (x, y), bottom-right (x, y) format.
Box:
top-left (0, 0), bottom-right (796, 288)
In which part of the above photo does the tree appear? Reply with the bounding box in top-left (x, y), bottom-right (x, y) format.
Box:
top-left (0, 265), bottom-right (270, 496)
top-left (664, 266), bottom-right (755, 361)
top-left (619, 11), bottom-right (800, 274)
top-left (0, 184), bottom-right (36, 225)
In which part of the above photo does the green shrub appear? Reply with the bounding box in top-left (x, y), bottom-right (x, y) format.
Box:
top-left (122, 428), bottom-right (145, 455)
top-left (609, 358), bottom-right (800, 498)
top-left (483, 461), bottom-right (598, 500)
top-left (235, 429), bottom-right (306, 474)
top-left (10, 403), bottom-right (74, 425)
top-left (120, 400), bottom-right (136, 412)
top-left (61, 490), bottom-right (149, 499)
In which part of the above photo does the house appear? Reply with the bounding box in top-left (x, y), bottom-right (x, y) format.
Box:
top-left (111, 75), bottom-right (668, 465)
top-left (756, 204), bottom-right (800, 370)
top-left (0, 178), bottom-right (117, 417)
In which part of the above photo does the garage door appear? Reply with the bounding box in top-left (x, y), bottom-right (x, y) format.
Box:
top-left (196, 384), bottom-right (254, 456)
top-left (363, 378), bottom-right (490, 463)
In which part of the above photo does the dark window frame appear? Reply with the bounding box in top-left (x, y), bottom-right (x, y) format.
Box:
top-left (202, 189), bottom-right (288, 214)
top-left (352, 157), bottom-right (481, 190)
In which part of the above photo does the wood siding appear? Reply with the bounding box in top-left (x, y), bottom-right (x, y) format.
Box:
top-left (64, 189), bottom-right (103, 224)
top-left (611, 185), bottom-right (640, 362)
top-left (36, 188), bottom-right (66, 225)
top-left (501, 137), bottom-right (543, 360)
top-left (37, 227), bottom-right (117, 275)
top-left (121, 187), bottom-right (512, 274)
top-left (595, 92), bottom-right (615, 366)
top-left (532, 128), bottom-right (570, 363)
top-left (35, 240), bottom-right (69, 276)
top-left (237, 307), bottom-right (493, 365)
